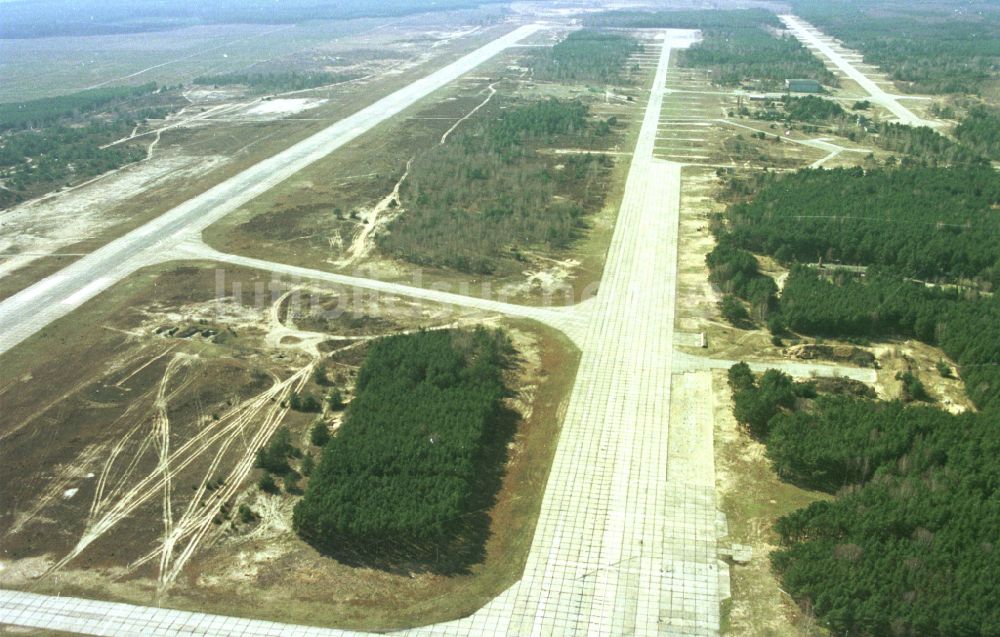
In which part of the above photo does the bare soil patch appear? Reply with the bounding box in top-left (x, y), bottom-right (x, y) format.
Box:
top-left (0, 262), bottom-right (579, 630)
top-left (713, 371), bottom-right (829, 636)
top-left (204, 43), bottom-right (650, 307)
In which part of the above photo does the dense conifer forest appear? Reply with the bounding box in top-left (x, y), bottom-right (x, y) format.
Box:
top-left (531, 30), bottom-right (641, 84)
top-left (293, 328), bottom-right (515, 567)
top-left (723, 167), bottom-right (1000, 282)
top-left (584, 9), bottom-right (835, 89)
top-left (729, 364), bottom-right (1000, 635)
top-left (712, 161), bottom-right (1000, 633)
top-left (792, 0), bottom-right (1000, 94)
top-left (954, 106), bottom-right (1000, 160)
top-left (379, 97), bottom-right (616, 274)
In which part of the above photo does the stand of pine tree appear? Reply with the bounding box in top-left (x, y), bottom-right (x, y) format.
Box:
top-left (293, 328), bottom-right (516, 570)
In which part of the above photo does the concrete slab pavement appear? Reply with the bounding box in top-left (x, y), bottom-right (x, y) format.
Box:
top-left (0, 24), bottom-right (879, 637)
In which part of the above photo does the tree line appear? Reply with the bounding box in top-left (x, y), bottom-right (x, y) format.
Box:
top-left (0, 82), bottom-right (159, 131)
top-left (192, 71), bottom-right (361, 93)
top-left (379, 97), bottom-right (616, 274)
top-left (865, 121), bottom-right (987, 165)
top-left (728, 363), bottom-right (1000, 635)
top-left (722, 166), bottom-right (1000, 282)
top-left (293, 328), bottom-right (515, 567)
top-left (585, 9), bottom-right (835, 89)
top-left (531, 30), bottom-right (641, 84)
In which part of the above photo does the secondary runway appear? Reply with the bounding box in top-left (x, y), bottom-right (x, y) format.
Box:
top-left (780, 15), bottom-right (930, 127)
top-left (0, 24), bottom-right (542, 357)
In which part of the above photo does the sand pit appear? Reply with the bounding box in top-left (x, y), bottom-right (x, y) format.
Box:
top-left (244, 98), bottom-right (327, 117)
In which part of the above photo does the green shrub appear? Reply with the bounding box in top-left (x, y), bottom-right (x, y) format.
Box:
top-left (897, 371), bottom-right (932, 402)
top-left (309, 421), bottom-right (330, 447)
top-left (258, 472), bottom-right (279, 494)
top-left (721, 295), bottom-right (750, 325)
top-left (255, 426), bottom-right (295, 475)
top-left (312, 366), bottom-right (330, 386)
top-left (238, 504), bottom-right (257, 524)
top-left (290, 392), bottom-right (322, 413)
top-left (936, 360), bottom-right (952, 378)
top-left (326, 388), bottom-right (344, 411)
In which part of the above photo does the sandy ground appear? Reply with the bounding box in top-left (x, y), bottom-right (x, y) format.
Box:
top-left (333, 159), bottom-right (412, 268)
top-left (497, 254), bottom-right (581, 299)
top-left (872, 339), bottom-right (973, 411)
top-left (712, 370), bottom-right (827, 636)
top-left (0, 259), bottom-right (576, 631)
top-left (244, 98), bottom-right (328, 117)
top-left (0, 151), bottom-right (227, 278)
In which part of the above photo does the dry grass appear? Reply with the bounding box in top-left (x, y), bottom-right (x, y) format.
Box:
top-left (0, 24), bottom-right (516, 302)
top-left (0, 261), bottom-right (581, 631)
top-left (203, 42), bottom-right (652, 307)
top-left (713, 370), bottom-right (830, 637)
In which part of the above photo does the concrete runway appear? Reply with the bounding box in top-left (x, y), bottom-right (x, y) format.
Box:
top-left (0, 27), bottom-right (723, 637)
top-left (0, 22), bottom-right (878, 637)
top-left (0, 24), bottom-right (542, 357)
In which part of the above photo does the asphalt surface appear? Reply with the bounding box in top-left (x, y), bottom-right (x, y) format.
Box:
top-left (0, 24), bottom-right (541, 357)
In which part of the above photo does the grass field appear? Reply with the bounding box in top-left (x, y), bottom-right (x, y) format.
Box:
top-left (0, 9), bottom-right (502, 102)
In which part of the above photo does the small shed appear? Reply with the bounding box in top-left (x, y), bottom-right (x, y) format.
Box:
top-left (785, 78), bottom-right (822, 93)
